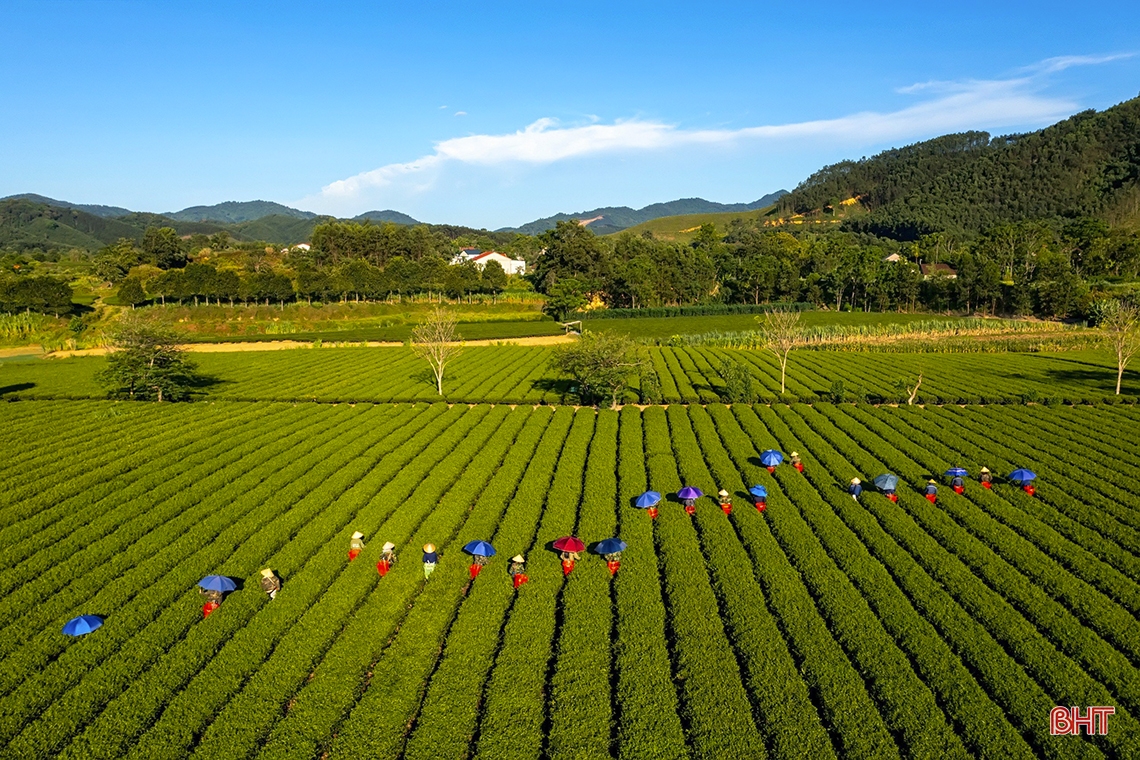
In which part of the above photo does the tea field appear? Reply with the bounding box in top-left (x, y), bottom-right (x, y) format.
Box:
top-left (1, 345), bottom-right (1135, 405)
top-left (0, 399), bottom-right (1137, 758)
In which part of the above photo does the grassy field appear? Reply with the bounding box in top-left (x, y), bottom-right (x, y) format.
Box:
top-left (0, 399), bottom-right (1136, 758)
top-left (1, 346), bottom-right (1134, 404)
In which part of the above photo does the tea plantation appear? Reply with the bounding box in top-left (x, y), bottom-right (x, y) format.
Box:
top-left (1, 392), bottom-right (1137, 758)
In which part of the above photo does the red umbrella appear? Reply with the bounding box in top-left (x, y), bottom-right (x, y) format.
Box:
top-left (552, 536), bottom-right (585, 553)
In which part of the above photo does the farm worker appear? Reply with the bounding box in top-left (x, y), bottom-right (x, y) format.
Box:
top-left (681, 497), bottom-right (696, 516)
top-left (259, 568), bottom-right (281, 600)
top-left (508, 554), bottom-right (529, 589)
top-left (951, 474), bottom-right (965, 494)
top-left (790, 451), bottom-right (804, 473)
top-left (377, 541), bottom-right (397, 577)
top-left (560, 550), bottom-right (580, 577)
top-left (200, 588), bottom-right (222, 618)
top-left (718, 489), bottom-right (733, 515)
top-left (422, 544), bottom-right (438, 579)
top-left (883, 487), bottom-right (898, 503)
top-left (980, 467), bottom-right (993, 489)
top-left (348, 531), bottom-right (365, 561)
top-left (925, 480), bottom-right (939, 504)
top-left (470, 553), bottom-right (491, 579)
top-left (849, 478), bottom-right (862, 500)
top-left (604, 551), bottom-right (623, 576)
top-left (1023, 482), bottom-right (1037, 497)
top-left (647, 505), bottom-right (659, 519)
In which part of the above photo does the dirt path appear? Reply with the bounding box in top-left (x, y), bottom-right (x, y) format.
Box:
top-left (44, 333), bottom-right (575, 358)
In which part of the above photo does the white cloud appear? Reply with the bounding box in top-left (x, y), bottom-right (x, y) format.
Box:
top-left (303, 53), bottom-right (1128, 212)
top-left (454, 111), bottom-right (467, 117)
top-left (1027, 53), bottom-right (1133, 74)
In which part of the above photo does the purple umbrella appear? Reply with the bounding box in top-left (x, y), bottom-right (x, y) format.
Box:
top-left (677, 486), bottom-right (703, 500)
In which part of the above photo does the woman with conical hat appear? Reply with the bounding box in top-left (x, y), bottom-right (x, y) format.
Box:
top-left (790, 451), bottom-right (803, 472)
top-left (717, 489), bottom-right (733, 515)
top-left (259, 568), bottom-right (281, 600)
top-left (422, 543), bottom-right (438, 579)
top-left (377, 541), bottom-right (397, 577)
top-left (979, 467), bottom-right (992, 489)
top-left (849, 477), bottom-right (862, 500)
top-left (508, 554), bottom-right (529, 588)
top-left (348, 531), bottom-right (365, 561)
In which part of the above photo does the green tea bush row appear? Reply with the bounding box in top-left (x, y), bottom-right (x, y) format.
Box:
top-left (398, 408), bottom-right (575, 760)
top-left (788, 404), bottom-right (1139, 758)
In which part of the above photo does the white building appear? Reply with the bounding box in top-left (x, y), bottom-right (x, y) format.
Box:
top-left (452, 248), bottom-right (526, 275)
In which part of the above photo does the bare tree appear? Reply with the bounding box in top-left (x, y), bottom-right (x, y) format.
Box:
top-left (905, 373), bottom-right (923, 405)
top-left (411, 307), bottom-right (463, 396)
top-left (1101, 300), bottom-right (1140, 395)
top-left (756, 308), bottom-right (802, 394)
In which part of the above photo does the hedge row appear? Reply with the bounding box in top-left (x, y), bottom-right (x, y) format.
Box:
top-left (251, 408), bottom-right (550, 759)
top-left (788, 404), bottom-right (1139, 757)
top-left (397, 408), bottom-right (575, 760)
top-left (470, 410), bottom-right (598, 759)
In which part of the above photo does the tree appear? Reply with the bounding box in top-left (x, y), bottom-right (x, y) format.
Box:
top-left (117, 277), bottom-right (147, 308)
top-left (542, 278), bottom-right (587, 321)
top-left (755, 308), bottom-right (802, 394)
top-left (411, 307), bottom-right (463, 395)
top-left (481, 259), bottom-right (508, 299)
top-left (142, 226), bottom-right (187, 269)
top-left (554, 331), bottom-right (644, 409)
top-left (97, 317), bottom-right (201, 402)
top-left (1099, 300), bottom-right (1140, 395)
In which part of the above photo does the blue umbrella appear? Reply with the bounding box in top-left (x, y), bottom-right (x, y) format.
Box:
top-left (872, 473), bottom-right (899, 491)
top-left (594, 538), bottom-right (628, 555)
top-left (463, 540), bottom-right (496, 557)
top-left (677, 486), bottom-right (703, 500)
top-left (945, 467), bottom-right (969, 478)
top-left (748, 485), bottom-right (768, 499)
top-left (198, 575), bottom-right (236, 593)
top-left (759, 450), bottom-right (784, 467)
top-left (1009, 469), bottom-right (1037, 482)
top-left (62, 615), bottom-right (103, 637)
top-left (634, 491), bottom-right (662, 508)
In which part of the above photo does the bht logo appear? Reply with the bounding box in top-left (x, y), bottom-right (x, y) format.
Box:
top-left (1050, 706), bottom-right (1115, 736)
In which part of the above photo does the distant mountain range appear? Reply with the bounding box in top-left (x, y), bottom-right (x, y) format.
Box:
top-left (501, 191), bottom-right (788, 235)
top-left (0, 192), bottom-right (788, 251)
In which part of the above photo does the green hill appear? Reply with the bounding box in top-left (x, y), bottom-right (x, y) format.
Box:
top-left (166, 200), bottom-right (316, 223)
top-left (778, 94), bottom-right (1140, 239)
top-left (618, 205), bottom-right (780, 241)
top-left (504, 192), bottom-right (787, 235)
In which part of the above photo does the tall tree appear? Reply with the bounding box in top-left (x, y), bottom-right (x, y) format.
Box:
top-left (756, 307), bottom-right (802, 394)
top-left (411, 307), bottom-right (463, 395)
top-left (97, 317), bottom-right (201, 402)
top-left (1099, 299), bottom-right (1140, 395)
top-left (554, 330), bottom-right (644, 409)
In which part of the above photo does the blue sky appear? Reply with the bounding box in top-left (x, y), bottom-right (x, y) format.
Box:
top-left (1, 1), bottom-right (1137, 229)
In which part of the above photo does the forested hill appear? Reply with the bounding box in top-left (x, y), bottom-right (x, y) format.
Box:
top-left (504, 191), bottom-right (788, 235)
top-left (778, 94), bottom-right (1140, 240)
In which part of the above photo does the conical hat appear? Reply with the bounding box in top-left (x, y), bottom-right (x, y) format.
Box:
top-left (980, 467), bottom-right (990, 473)
top-left (260, 568), bottom-right (274, 577)
top-left (717, 489), bottom-right (729, 497)
top-left (790, 451), bottom-right (799, 457)
top-left (511, 554), bottom-right (525, 563)
top-left (928, 479), bottom-right (936, 484)
top-left (423, 543), bottom-right (436, 552)
top-left (351, 531), bottom-right (364, 539)
top-left (851, 477), bottom-right (861, 484)
top-left (382, 541), bottom-right (396, 552)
